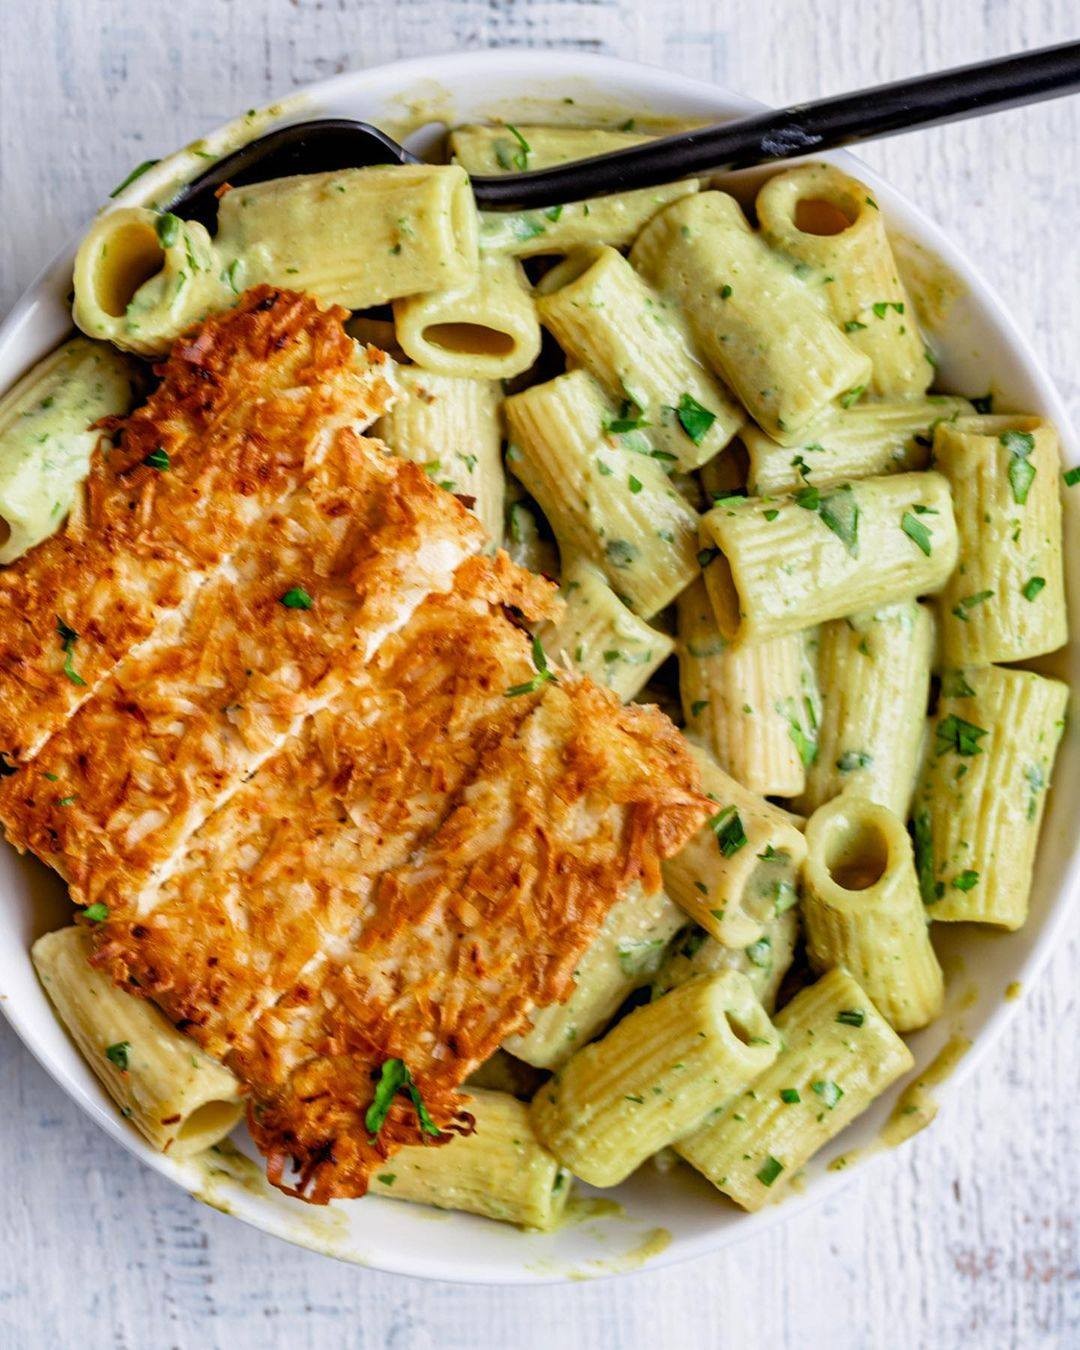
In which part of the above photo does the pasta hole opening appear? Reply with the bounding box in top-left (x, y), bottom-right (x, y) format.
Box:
top-left (422, 322), bottom-right (516, 357)
top-left (724, 1010), bottom-right (754, 1045)
top-left (794, 197), bottom-right (857, 237)
top-left (824, 817), bottom-right (889, 891)
top-left (176, 1099), bottom-right (241, 1145)
top-left (701, 550), bottom-right (740, 639)
top-left (95, 221), bottom-right (166, 317)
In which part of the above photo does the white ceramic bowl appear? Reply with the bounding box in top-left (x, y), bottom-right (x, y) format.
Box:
top-left (1, 50), bottom-right (1077, 1285)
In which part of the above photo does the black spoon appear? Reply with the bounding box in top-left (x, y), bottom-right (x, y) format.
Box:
top-left (169, 40), bottom-right (1080, 228)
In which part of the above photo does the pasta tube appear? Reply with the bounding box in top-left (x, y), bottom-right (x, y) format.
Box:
top-left (504, 369), bottom-right (700, 617)
top-left (73, 207), bottom-right (227, 355)
top-left (677, 577), bottom-right (809, 796)
top-left (934, 415), bottom-right (1067, 665)
top-left (503, 885), bottom-right (684, 1070)
top-left (802, 795), bottom-right (943, 1031)
top-left (374, 367), bottom-right (505, 542)
top-left (32, 927), bottom-right (242, 1157)
top-left (756, 164), bottom-right (930, 397)
top-left (73, 166), bottom-right (479, 354)
top-left (653, 908), bottom-right (800, 1015)
top-left (743, 396), bottom-right (973, 496)
top-left (797, 601), bottom-right (934, 816)
top-left (540, 556), bottom-right (674, 702)
top-left (662, 744), bottom-right (807, 950)
top-left (450, 123), bottom-right (652, 173)
top-left (699, 471), bottom-right (958, 643)
top-left (478, 184), bottom-right (698, 259)
top-left (0, 338), bottom-right (135, 563)
top-left (536, 246), bottom-right (742, 468)
top-left (676, 967), bottom-right (914, 1209)
top-left (913, 664), bottom-right (1068, 929)
top-left (393, 253), bottom-right (541, 380)
top-left (531, 971), bottom-right (780, 1186)
top-left (629, 192), bottom-right (871, 444)
top-left (369, 1088), bottom-right (570, 1230)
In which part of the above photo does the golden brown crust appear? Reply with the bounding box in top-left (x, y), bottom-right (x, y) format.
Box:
top-left (0, 287), bottom-right (395, 762)
top-left (0, 430), bottom-right (484, 907)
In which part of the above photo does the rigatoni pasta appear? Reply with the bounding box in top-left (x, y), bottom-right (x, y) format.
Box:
top-left (743, 396), bottom-right (973, 496)
top-left (369, 1088), bottom-right (570, 1230)
top-left (755, 163), bottom-right (930, 398)
top-left (797, 600), bottom-right (934, 817)
top-left (662, 743), bottom-right (807, 949)
top-left (630, 191), bottom-right (872, 443)
top-left (677, 578), bottom-right (809, 796)
top-left (539, 556), bottom-right (675, 701)
top-left (0, 338), bottom-right (135, 563)
top-left (32, 927), bottom-right (243, 1158)
top-left (698, 471), bottom-right (958, 643)
top-left (676, 967), bottom-right (914, 1209)
top-left (934, 415), bottom-right (1068, 665)
top-left (536, 245), bottom-right (742, 468)
top-left (913, 664), bottom-right (1068, 929)
top-left (652, 908), bottom-right (800, 1015)
top-left (374, 367), bottom-right (505, 541)
top-left (393, 253), bottom-right (541, 380)
top-left (531, 971), bottom-right (780, 1186)
top-left (505, 369), bottom-right (700, 616)
top-left (802, 795), bottom-right (943, 1032)
top-left (504, 885), bottom-right (685, 1070)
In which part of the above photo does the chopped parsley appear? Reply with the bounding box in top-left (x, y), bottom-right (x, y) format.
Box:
top-left (143, 447), bottom-right (170, 470)
top-left (812, 1079), bottom-right (844, 1109)
top-left (935, 713), bottom-right (987, 757)
top-left (746, 936), bottom-right (772, 968)
top-left (952, 870), bottom-right (980, 892)
top-left (105, 1041), bottom-right (131, 1071)
top-left (1064, 466), bottom-right (1080, 487)
top-left (109, 157), bottom-right (160, 197)
top-left (835, 1009), bottom-right (864, 1028)
top-left (756, 1155), bottom-right (784, 1187)
top-left (365, 1058), bottom-right (442, 1140)
top-left (941, 669), bottom-right (976, 698)
top-left (676, 393), bottom-right (717, 445)
top-left (505, 635), bottom-right (559, 697)
top-left (839, 385), bottom-right (866, 409)
top-left (912, 810), bottom-right (943, 904)
top-left (605, 538), bottom-right (639, 569)
top-left (1000, 430), bottom-right (1036, 505)
top-left (628, 474), bottom-right (643, 494)
top-left (57, 617), bottom-right (86, 687)
top-left (844, 320), bottom-right (867, 332)
top-left (279, 587), bottom-right (314, 610)
top-left (951, 590), bottom-right (994, 621)
top-left (708, 805), bottom-right (747, 857)
top-left (900, 511), bottom-right (933, 556)
top-left (779, 1088), bottom-right (801, 1104)
top-left (505, 124), bottom-right (531, 170)
top-left (82, 903), bottom-right (109, 923)
top-left (376, 1173), bottom-right (396, 1186)
top-left (719, 283), bottom-right (734, 300)
top-left (544, 204), bottom-right (564, 222)
top-left (818, 484), bottom-right (859, 556)
top-left (155, 213), bottom-right (181, 249)
top-left (697, 545), bottom-right (720, 568)
top-left (872, 300), bottom-right (904, 318)
top-left (836, 750), bottom-right (872, 772)
top-left (1021, 576), bottom-right (1046, 601)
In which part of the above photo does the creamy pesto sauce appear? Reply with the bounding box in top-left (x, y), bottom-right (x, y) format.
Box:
top-left (879, 1035), bottom-right (972, 1149)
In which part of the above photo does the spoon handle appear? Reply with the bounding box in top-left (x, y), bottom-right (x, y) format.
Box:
top-left (471, 40), bottom-right (1080, 208)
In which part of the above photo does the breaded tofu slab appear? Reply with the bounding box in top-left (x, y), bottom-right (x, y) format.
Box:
top-left (0, 287), bottom-right (395, 763)
top-left (2, 295), bottom-right (709, 1204)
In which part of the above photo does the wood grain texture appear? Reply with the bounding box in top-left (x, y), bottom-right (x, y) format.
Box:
top-left (1, 1), bottom-right (1078, 1345)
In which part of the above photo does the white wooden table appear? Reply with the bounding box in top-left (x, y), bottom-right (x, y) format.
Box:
top-left (1, 2), bottom-right (1078, 1345)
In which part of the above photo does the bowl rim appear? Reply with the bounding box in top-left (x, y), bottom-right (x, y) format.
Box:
top-left (0, 46), bottom-right (1077, 1285)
